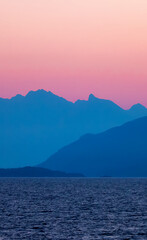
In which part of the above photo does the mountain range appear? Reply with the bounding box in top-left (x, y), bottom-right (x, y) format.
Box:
top-left (0, 166), bottom-right (84, 178)
top-left (0, 90), bottom-right (147, 168)
top-left (40, 117), bottom-right (147, 177)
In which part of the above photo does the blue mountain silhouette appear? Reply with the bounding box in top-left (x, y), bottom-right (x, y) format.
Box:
top-left (40, 117), bottom-right (147, 177)
top-left (0, 166), bottom-right (84, 178)
top-left (0, 90), bottom-right (147, 168)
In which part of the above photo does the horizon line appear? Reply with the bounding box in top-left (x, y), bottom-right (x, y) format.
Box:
top-left (0, 89), bottom-right (146, 110)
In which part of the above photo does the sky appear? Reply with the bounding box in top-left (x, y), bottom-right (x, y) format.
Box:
top-left (0, 0), bottom-right (147, 108)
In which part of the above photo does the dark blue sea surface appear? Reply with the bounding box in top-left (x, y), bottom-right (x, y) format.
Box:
top-left (0, 178), bottom-right (146, 240)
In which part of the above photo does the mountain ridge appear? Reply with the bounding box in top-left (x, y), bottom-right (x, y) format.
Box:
top-left (1, 90), bottom-right (146, 110)
top-left (40, 117), bottom-right (147, 177)
top-left (0, 90), bottom-right (147, 168)
top-left (0, 166), bottom-right (84, 178)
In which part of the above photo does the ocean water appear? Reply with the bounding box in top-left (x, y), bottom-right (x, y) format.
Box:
top-left (0, 178), bottom-right (146, 240)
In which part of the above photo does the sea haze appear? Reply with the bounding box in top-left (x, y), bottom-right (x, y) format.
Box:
top-left (0, 178), bottom-right (146, 240)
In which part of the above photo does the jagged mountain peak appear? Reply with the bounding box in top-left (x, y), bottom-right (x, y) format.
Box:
top-left (11, 94), bottom-right (24, 101)
top-left (88, 93), bottom-right (98, 101)
top-left (24, 89), bottom-right (71, 104)
top-left (26, 89), bottom-right (49, 97)
top-left (130, 103), bottom-right (146, 110)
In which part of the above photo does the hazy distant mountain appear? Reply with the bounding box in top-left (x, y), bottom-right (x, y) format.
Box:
top-left (0, 166), bottom-right (84, 178)
top-left (40, 117), bottom-right (147, 177)
top-left (0, 90), bottom-right (147, 168)
top-left (127, 103), bottom-right (147, 118)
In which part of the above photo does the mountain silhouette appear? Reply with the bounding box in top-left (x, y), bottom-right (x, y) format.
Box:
top-left (0, 166), bottom-right (84, 178)
top-left (40, 117), bottom-right (147, 177)
top-left (0, 90), bottom-right (147, 168)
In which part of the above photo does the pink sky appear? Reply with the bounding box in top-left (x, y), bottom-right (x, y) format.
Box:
top-left (0, 0), bottom-right (147, 108)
